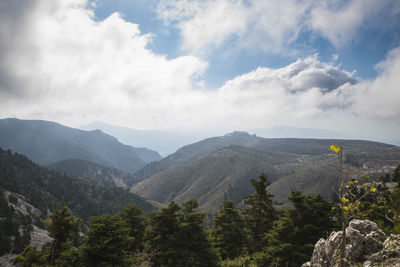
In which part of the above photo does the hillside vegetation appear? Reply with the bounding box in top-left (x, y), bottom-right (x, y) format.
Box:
top-left (131, 132), bottom-right (400, 213)
top-left (11, 167), bottom-right (400, 267)
top-left (0, 147), bottom-right (156, 254)
top-left (47, 158), bottom-right (141, 188)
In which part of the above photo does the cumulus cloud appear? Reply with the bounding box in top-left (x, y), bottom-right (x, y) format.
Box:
top-left (0, 0), bottom-right (208, 127)
top-left (213, 55), bottom-right (358, 126)
top-left (350, 47), bottom-right (400, 117)
top-left (0, 0), bottom-right (399, 134)
top-left (310, 0), bottom-right (397, 47)
top-left (157, 0), bottom-right (399, 53)
top-left (158, 0), bottom-right (311, 54)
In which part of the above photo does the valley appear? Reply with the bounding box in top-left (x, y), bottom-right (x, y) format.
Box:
top-left (0, 118), bottom-right (399, 265)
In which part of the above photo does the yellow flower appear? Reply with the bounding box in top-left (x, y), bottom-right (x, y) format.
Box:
top-left (330, 145), bottom-right (342, 153)
top-left (370, 187), bottom-right (377, 192)
top-left (341, 196), bottom-right (349, 203)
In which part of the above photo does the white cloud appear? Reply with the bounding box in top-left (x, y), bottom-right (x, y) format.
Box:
top-left (350, 47), bottom-right (400, 117)
top-left (309, 0), bottom-right (391, 47)
top-left (158, 0), bottom-right (311, 54)
top-left (0, 0), bottom-right (399, 139)
top-left (157, 0), bottom-right (399, 53)
top-left (0, 0), bottom-right (208, 128)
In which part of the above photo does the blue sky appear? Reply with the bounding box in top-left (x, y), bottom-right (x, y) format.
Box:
top-left (0, 0), bottom-right (399, 144)
top-left (92, 0), bottom-right (400, 87)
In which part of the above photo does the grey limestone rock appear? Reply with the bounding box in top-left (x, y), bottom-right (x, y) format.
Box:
top-left (302, 219), bottom-right (387, 267)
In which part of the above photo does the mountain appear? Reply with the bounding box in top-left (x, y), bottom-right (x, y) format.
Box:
top-left (0, 118), bottom-right (161, 173)
top-left (80, 121), bottom-right (207, 156)
top-left (0, 147), bottom-right (155, 220)
top-left (0, 147), bottom-right (156, 254)
top-left (131, 132), bottom-right (400, 213)
top-left (132, 131), bottom-right (394, 182)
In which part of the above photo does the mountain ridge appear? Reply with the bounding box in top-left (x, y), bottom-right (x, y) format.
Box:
top-left (131, 134), bottom-right (399, 213)
top-left (0, 118), bottom-right (161, 173)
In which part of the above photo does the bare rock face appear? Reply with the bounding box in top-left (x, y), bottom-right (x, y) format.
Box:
top-left (302, 219), bottom-right (387, 267)
top-left (365, 234), bottom-right (400, 267)
top-left (30, 225), bottom-right (53, 250)
top-left (0, 254), bottom-right (17, 267)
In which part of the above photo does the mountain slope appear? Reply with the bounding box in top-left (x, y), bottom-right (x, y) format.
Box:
top-left (131, 134), bottom-right (399, 213)
top-left (47, 158), bottom-right (142, 187)
top-left (133, 131), bottom-right (394, 182)
top-left (80, 121), bottom-right (203, 156)
top-left (0, 118), bottom-right (161, 172)
top-left (133, 145), bottom-right (301, 213)
top-left (0, 147), bottom-right (156, 221)
top-left (0, 147), bottom-right (157, 255)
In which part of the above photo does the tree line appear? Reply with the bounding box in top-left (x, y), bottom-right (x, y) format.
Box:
top-left (13, 165), bottom-right (400, 267)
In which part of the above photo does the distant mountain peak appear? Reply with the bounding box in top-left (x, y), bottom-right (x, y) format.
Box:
top-left (224, 131), bottom-right (256, 138)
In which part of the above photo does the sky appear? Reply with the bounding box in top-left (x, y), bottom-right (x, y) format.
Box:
top-left (0, 0), bottom-right (399, 144)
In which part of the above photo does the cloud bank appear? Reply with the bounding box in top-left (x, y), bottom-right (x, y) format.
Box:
top-left (0, 0), bottom-right (399, 140)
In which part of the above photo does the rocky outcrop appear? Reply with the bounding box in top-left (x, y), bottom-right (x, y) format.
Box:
top-left (30, 225), bottom-right (53, 250)
top-left (302, 219), bottom-right (395, 267)
top-left (0, 254), bottom-right (17, 267)
top-left (4, 191), bottom-right (42, 218)
top-left (365, 234), bottom-right (400, 267)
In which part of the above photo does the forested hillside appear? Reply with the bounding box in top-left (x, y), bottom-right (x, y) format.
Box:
top-left (47, 158), bottom-right (141, 188)
top-left (10, 167), bottom-right (400, 267)
top-left (0, 147), bottom-right (156, 255)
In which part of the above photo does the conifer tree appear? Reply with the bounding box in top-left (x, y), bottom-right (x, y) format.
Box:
top-left (120, 204), bottom-right (146, 252)
top-left (13, 205), bottom-right (81, 266)
top-left (243, 173), bottom-right (277, 253)
top-left (179, 199), bottom-right (219, 267)
top-left (80, 214), bottom-right (132, 267)
top-left (146, 201), bottom-right (182, 267)
top-left (146, 200), bottom-right (219, 267)
top-left (212, 200), bottom-right (247, 260)
top-left (253, 191), bottom-right (333, 266)
top-left (47, 205), bottom-right (81, 264)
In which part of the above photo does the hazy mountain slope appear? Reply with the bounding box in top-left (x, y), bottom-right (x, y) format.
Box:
top-left (0, 147), bottom-right (156, 222)
top-left (46, 159), bottom-right (143, 188)
top-left (80, 121), bottom-right (203, 156)
top-left (0, 118), bottom-right (161, 172)
top-left (133, 131), bottom-right (394, 182)
top-left (131, 135), bottom-right (399, 213)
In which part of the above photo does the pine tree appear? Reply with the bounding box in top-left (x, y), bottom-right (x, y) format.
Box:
top-left (212, 200), bottom-right (247, 260)
top-left (80, 214), bottom-right (132, 267)
top-left (243, 173), bottom-right (277, 253)
top-left (146, 200), bottom-right (219, 267)
top-left (120, 204), bottom-right (146, 252)
top-left (146, 201), bottom-right (182, 267)
top-left (47, 205), bottom-right (81, 264)
top-left (253, 191), bottom-right (333, 266)
top-left (13, 205), bottom-right (81, 266)
top-left (179, 199), bottom-right (219, 267)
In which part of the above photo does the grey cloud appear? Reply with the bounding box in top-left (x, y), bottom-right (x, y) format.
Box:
top-left (293, 70), bottom-right (357, 93)
top-left (0, 0), bottom-right (39, 97)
